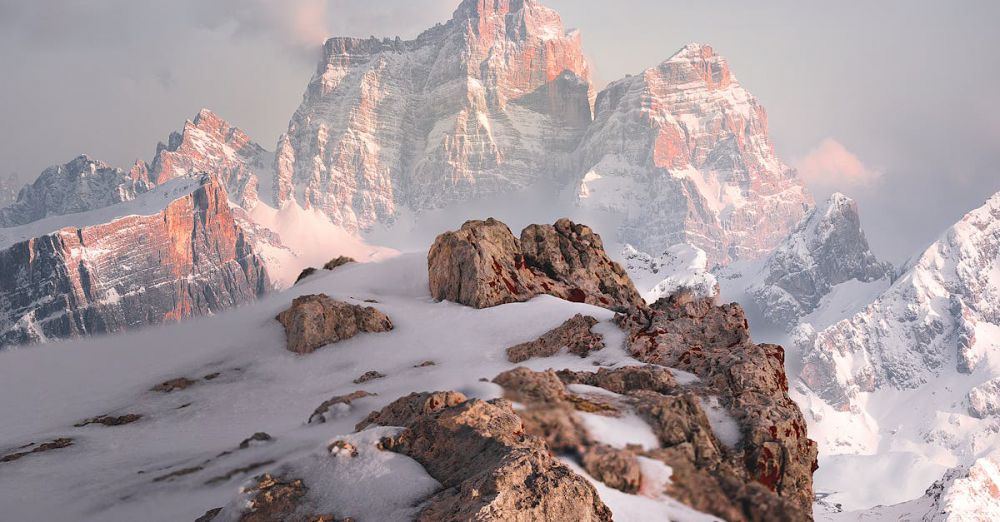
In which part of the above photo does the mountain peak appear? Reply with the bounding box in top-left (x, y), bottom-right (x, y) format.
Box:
top-left (657, 42), bottom-right (733, 90)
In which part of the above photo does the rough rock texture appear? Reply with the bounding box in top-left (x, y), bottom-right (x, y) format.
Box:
top-left (233, 474), bottom-right (348, 522)
top-left (506, 314), bottom-right (603, 362)
top-left (614, 291), bottom-right (817, 516)
top-left (366, 392), bottom-right (613, 521)
top-left (0, 155), bottom-right (152, 227)
top-left (0, 176), bottom-right (270, 346)
top-left (969, 379), bottom-right (1000, 419)
top-left (494, 366), bottom-right (808, 521)
top-left (275, 294), bottom-right (393, 354)
top-left (428, 218), bottom-right (643, 311)
top-left (274, 0), bottom-right (593, 231)
top-left (1, 438), bottom-right (74, 463)
top-left (749, 193), bottom-right (892, 326)
top-left (150, 109), bottom-right (269, 209)
top-left (801, 190), bottom-right (1000, 410)
top-left (308, 390), bottom-right (375, 425)
top-left (575, 43), bottom-right (811, 264)
top-left (323, 256), bottom-right (355, 271)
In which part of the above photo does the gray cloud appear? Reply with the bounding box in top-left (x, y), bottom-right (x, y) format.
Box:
top-left (1, 0), bottom-right (997, 263)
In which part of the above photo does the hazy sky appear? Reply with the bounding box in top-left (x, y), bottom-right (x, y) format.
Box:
top-left (1, 0), bottom-right (998, 262)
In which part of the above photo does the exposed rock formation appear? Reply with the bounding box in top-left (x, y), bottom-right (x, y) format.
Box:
top-left (801, 190), bottom-right (1000, 410)
top-left (576, 44), bottom-right (811, 264)
top-left (0, 176), bottom-right (270, 346)
top-left (276, 294), bottom-right (393, 354)
top-left (0, 155), bottom-right (152, 227)
top-left (308, 390), bottom-right (375, 425)
top-left (323, 256), bottom-right (355, 271)
top-left (366, 392), bottom-right (613, 521)
top-left (506, 314), bottom-right (603, 362)
top-left (428, 218), bottom-right (643, 311)
top-left (621, 243), bottom-right (720, 302)
top-left (274, 0), bottom-right (593, 231)
top-left (231, 474), bottom-right (348, 522)
top-left (494, 366), bottom-right (808, 521)
top-left (150, 109), bottom-right (268, 209)
top-left (749, 193), bottom-right (892, 326)
top-left (614, 291), bottom-right (818, 515)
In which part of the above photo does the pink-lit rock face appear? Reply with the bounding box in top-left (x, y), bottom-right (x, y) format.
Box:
top-left (0, 176), bottom-right (270, 346)
top-left (576, 44), bottom-right (813, 265)
top-left (150, 109), bottom-right (268, 209)
top-left (275, 0), bottom-right (593, 231)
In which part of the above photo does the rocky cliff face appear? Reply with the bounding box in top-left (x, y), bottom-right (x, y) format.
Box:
top-left (749, 193), bottom-right (892, 326)
top-left (0, 155), bottom-right (152, 227)
top-left (575, 44), bottom-right (812, 264)
top-left (150, 109), bottom-right (269, 209)
top-left (274, 0), bottom-right (593, 231)
top-left (0, 175), bottom-right (270, 346)
top-left (800, 190), bottom-right (1000, 410)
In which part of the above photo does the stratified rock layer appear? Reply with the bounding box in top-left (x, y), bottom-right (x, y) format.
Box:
top-left (428, 218), bottom-right (643, 311)
top-left (366, 392), bottom-right (613, 521)
top-left (0, 176), bottom-right (269, 346)
top-left (615, 291), bottom-right (818, 516)
top-left (275, 294), bottom-right (393, 354)
top-left (275, 0), bottom-right (593, 231)
top-left (576, 44), bottom-right (811, 264)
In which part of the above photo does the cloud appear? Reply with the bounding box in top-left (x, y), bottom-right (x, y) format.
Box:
top-left (795, 138), bottom-right (883, 196)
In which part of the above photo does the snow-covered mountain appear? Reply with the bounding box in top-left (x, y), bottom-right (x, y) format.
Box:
top-left (150, 109), bottom-right (270, 209)
top-left (801, 190), bottom-right (1000, 410)
top-left (748, 193), bottom-right (892, 327)
top-left (576, 44), bottom-right (812, 264)
top-left (274, 0), bottom-right (592, 231)
top-left (0, 155), bottom-right (153, 227)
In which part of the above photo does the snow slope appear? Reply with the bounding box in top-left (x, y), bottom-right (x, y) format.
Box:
top-left (0, 253), bottom-right (717, 521)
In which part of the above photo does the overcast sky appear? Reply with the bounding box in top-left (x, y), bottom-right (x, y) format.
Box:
top-left (1, 0), bottom-right (998, 262)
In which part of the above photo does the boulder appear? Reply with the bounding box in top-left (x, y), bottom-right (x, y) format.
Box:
top-left (506, 314), bottom-right (603, 363)
top-left (368, 392), bottom-right (613, 521)
top-left (275, 294), bottom-right (393, 354)
top-left (323, 256), bottom-right (356, 271)
top-left (428, 218), bottom-right (643, 312)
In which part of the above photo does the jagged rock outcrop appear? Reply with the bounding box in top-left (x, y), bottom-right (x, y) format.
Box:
top-left (365, 392), bottom-right (613, 521)
top-left (274, 0), bottom-right (593, 231)
top-left (0, 175), bottom-right (269, 346)
top-left (575, 44), bottom-right (811, 264)
top-left (150, 109), bottom-right (269, 209)
top-left (506, 314), bottom-right (603, 362)
top-left (800, 190), bottom-right (1000, 410)
top-left (428, 218), bottom-right (643, 311)
top-left (494, 366), bottom-right (809, 521)
top-left (275, 294), bottom-right (393, 354)
top-left (749, 193), bottom-right (892, 326)
top-left (0, 155), bottom-right (152, 227)
top-left (969, 379), bottom-right (1000, 419)
top-left (614, 291), bottom-right (817, 515)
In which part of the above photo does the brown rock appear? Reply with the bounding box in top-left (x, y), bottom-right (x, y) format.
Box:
top-left (74, 413), bottom-right (142, 427)
top-left (309, 390), bottom-right (375, 425)
top-left (323, 256), bottom-right (355, 271)
top-left (371, 393), bottom-right (612, 521)
top-left (1, 438), bottom-right (73, 463)
top-left (614, 292), bottom-right (818, 517)
top-left (355, 391), bottom-right (467, 431)
top-left (235, 474), bottom-right (350, 522)
top-left (352, 370), bottom-right (385, 384)
top-left (295, 267), bottom-right (318, 284)
top-left (494, 365), bottom-right (810, 522)
top-left (276, 294), bottom-right (393, 354)
top-left (152, 377), bottom-right (197, 393)
top-left (506, 314), bottom-right (604, 363)
top-left (427, 218), bottom-right (643, 312)
top-left (238, 432), bottom-right (273, 449)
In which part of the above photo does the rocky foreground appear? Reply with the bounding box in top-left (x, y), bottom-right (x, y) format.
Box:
top-left (188, 218), bottom-right (815, 521)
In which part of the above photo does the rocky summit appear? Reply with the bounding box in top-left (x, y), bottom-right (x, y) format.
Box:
top-left (428, 217), bottom-right (644, 311)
